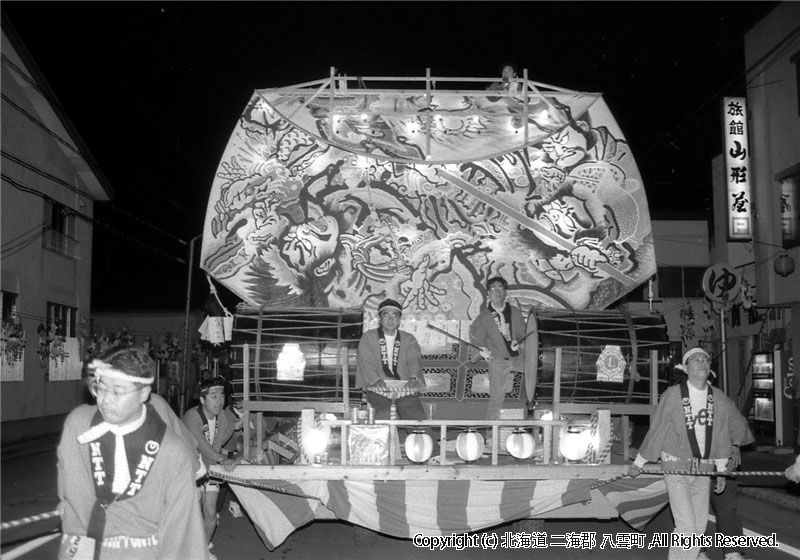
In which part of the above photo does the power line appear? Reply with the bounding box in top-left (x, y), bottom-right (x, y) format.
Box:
top-left (2, 150), bottom-right (188, 246)
top-left (1, 54), bottom-right (199, 237)
top-left (1, 174), bottom-right (188, 265)
top-left (0, 227), bottom-right (43, 258)
top-left (0, 93), bottom-right (82, 156)
top-left (1, 149), bottom-right (97, 201)
top-left (638, 23), bottom-right (800, 167)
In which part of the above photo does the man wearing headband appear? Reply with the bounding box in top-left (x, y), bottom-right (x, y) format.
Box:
top-left (182, 376), bottom-right (238, 547)
top-left (469, 276), bottom-right (525, 419)
top-left (629, 347), bottom-right (738, 560)
top-left (356, 298), bottom-right (427, 422)
top-left (57, 346), bottom-right (208, 559)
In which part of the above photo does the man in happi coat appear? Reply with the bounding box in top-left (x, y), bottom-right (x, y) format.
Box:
top-left (469, 276), bottom-right (525, 419)
top-left (629, 347), bottom-right (737, 560)
top-left (182, 377), bottom-right (238, 545)
top-left (356, 298), bottom-right (427, 421)
top-left (57, 346), bottom-right (208, 560)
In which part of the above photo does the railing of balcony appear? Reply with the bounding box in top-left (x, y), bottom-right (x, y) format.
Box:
top-left (42, 227), bottom-right (80, 259)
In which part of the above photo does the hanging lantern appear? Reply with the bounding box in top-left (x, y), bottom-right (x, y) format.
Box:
top-left (505, 428), bottom-right (535, 460)
top-left (277, 343), bottom-right (306, 381)
top-left (302, 426), bottom-right (329, 458)
top-left (404, 430), bottom-right (434, 463)
top-left (559, 423), bottom-right (599, 462)
top-left (774, 253), bottom-right (796, 277)
top-left (456, 429), bottom-right (485, 462)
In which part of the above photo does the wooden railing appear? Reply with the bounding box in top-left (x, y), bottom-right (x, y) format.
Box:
top-left (239, 347), bottom-right (661, 467)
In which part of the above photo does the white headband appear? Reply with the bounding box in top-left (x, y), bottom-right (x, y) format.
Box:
top-left (88, 359), bottom-right (154, 385)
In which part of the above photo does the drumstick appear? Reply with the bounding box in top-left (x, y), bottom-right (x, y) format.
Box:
top-left (425, 323), bottom-right (483, 351)
top-left (426, 322), bottom-right (532, 348)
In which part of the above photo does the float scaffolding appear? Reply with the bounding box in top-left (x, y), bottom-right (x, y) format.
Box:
top-left (201, 70), bottom-right (666, 548)
top-left (208, 304), bottom-right (671, 549)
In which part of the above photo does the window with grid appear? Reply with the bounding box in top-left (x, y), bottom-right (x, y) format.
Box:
top-left (656, 266), bottom-right (706, 299)
top-left (46, 302), bottom-right (77, 337)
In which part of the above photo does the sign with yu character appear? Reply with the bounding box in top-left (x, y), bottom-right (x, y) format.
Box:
top-left (702, 263), bottom-right (740, 304)
top-left (722, 97), bottom-right (753, 241)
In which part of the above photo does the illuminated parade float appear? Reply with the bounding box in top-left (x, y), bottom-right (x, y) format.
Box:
top-left (202, 70), bottom-right (670, 548)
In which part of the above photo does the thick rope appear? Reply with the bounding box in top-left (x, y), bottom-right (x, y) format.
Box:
top-left (209, 470), bottom-right (322, 501)
top-left (643, 468), bottom-right (787, 477)
top-left (590, 468), bottom-right (787, 490)
top-left (582, 415), bottom-right (600, 463)
top-left (2, 468), bottom-right (785, 529)
top-left (0, 510), bottom-right (60, 531)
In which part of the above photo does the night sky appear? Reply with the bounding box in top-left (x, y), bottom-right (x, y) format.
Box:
top-left (2, 1), bottom-right (778, 310)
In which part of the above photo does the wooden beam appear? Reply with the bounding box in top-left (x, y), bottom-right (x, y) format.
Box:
top-left (214, 463), bottom-right (632, 482)
top-left (549, 403), bottom-right (656, 416)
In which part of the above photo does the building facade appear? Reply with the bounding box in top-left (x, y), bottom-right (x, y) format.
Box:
top-left (708, 2), bottom-right (800, 447)
top-left (1, 24), bottom-right (112, 443)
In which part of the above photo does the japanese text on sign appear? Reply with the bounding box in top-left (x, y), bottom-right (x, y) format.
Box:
top-left (723, 97), bottom-right (752, 241)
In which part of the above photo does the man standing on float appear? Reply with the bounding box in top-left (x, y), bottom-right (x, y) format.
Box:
top-left (469, 276), bottom-right (526, 419)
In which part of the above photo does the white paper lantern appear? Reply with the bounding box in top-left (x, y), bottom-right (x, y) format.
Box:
top-left (456, 429), bottom-right (485, 462)
top-left (277, 343), bottom-right (306, 381)
top-left (505, 428), bottom-right (535, 460)
top-left (559, 424), bottom-right (599, 462)
top-left (302, 426), bottom-right (329, 458)
top-left (404, 430), bottom-right (434, 463)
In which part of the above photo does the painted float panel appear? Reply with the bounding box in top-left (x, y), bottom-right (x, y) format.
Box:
top-left (202, 87), bottom-right (655, 320)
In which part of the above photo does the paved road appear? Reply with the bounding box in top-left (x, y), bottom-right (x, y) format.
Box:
top-left (2, 445), bottom-right (799, 559)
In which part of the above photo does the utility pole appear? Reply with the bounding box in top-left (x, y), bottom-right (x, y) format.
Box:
top-left (181, 234), bottom-right (202, 415)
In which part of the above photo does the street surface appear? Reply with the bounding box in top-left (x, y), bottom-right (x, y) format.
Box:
top-left (2, 445), bottom-right (799, 559)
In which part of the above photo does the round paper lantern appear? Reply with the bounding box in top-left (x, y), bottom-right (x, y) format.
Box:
top-left (456, 429), bottom-right (485, 462)
top-left (302, 426), bottom-right (329, 458)
top-left (404, 430), bottom-right (434, 463)
top-left (505, 428), bottom-right (535, 460)
top-left (775, 254), bottom-right (795, 277)
top-left (559, 424), bottom-right (599, 462)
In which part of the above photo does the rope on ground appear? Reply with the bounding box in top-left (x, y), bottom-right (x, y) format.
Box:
top-left (0, 510), bottom-right (60, 531)
top-left (209, 471), bottom-right (322, 500)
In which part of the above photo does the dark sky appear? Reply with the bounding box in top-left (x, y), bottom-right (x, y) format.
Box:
top-left (2, 1), bottom-right (778, 310)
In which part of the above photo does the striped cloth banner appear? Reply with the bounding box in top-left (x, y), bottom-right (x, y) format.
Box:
top-left (231, 479), bottom-right (590, 550)
top-left (231, 480), bottom-right (330, 550)
top-left (595, 475), bottom-right (669, 530)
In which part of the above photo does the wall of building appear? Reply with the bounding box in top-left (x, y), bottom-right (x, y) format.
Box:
top-left (745, 2), bottom-right (800, 307)
top-left (740, 2), bottom-right (799, 443)
top-left (1, 37), bottom-right (93, 427)
top-left (1, 28), bottom-right (110, 443)
top-left (633, 220), bottom-right (710, 354)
